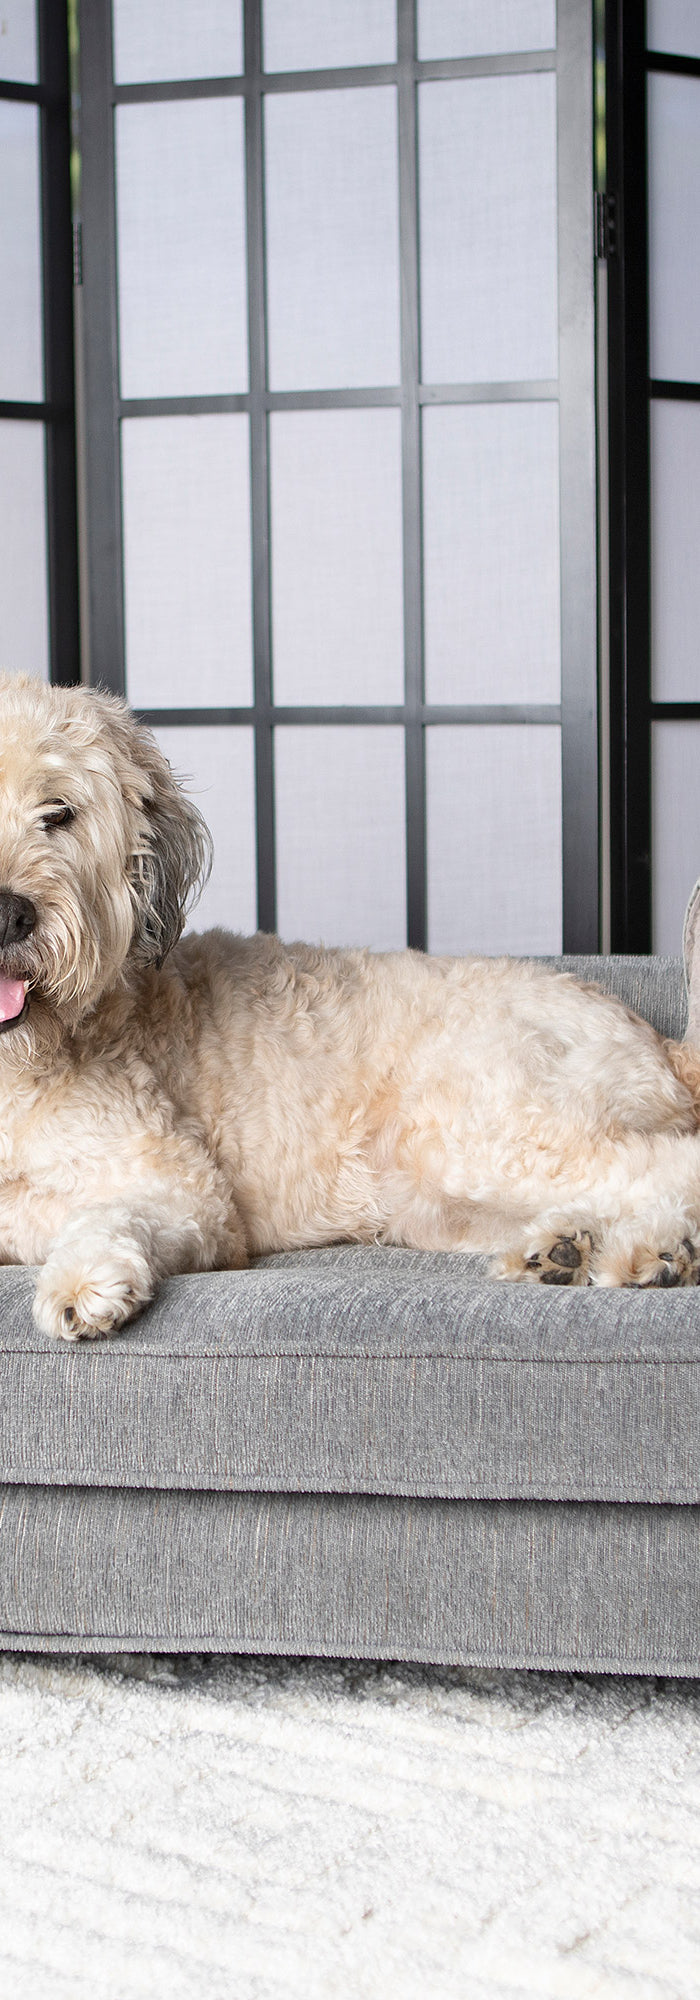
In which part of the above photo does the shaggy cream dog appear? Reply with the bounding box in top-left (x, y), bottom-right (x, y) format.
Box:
top-left (0, 675), bottom-right (699, 1342)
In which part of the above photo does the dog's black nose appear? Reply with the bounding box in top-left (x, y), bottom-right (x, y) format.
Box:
top-left (0, 891), bottom-right (36, 949)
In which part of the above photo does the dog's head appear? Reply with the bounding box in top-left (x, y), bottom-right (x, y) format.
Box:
top-left (0, 677), bottom-right (211, 1053)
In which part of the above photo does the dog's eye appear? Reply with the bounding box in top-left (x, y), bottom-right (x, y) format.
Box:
top-left (41, 804), bottom-right (76, 832)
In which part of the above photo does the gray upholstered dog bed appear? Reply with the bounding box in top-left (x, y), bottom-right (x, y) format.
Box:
top-left (1, 956), bottom-right (699, 1674)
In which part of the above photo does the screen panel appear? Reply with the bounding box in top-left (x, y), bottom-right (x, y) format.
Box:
top-left (263, 0), bottom-right (396, 72)
top-left (80, 0), bottom-right (599, 954)
top-left (419, 73), bottom-right (558, 385)
top-left (270, 408), bottom-right (403, 707)
top-left (0, 99), bottom-right (43, 402)
top-left (648, 72), bottom-right (700, 385)
top-left (121, 415), bottom-right (253, 710)
top-left (115, 98), bottom-right (248, 399)
top-left (650, 400), bottom-right (700, 702)
top-left (0, 2), bottom-right (79, 693)
top-left (422, 402), bottom-right (560, 704)
top-left (0, 0), bottom-right (37, 82)
top-left (646, 39), bottom-right (700, 957)
top-left (113, 0), bottom-right (243, 83)
top-left (426, 725), bottom-right (562, 954)
top-left (652, 722), bottom-right (700, 954)
top-left (265, 87), bottom-right (400, 391)
top-left (0, 420), bottom-right (49, 681)
top-left (647, 2), bottom-right (700, 58)
top-left (418, 1), bottom-right (555, 59)
top-left (154, 725), bottom-right (257, 936)
top-left (275, 726), bottom-right (406, 949)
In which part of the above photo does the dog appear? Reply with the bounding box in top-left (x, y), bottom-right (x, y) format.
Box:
top-left (0, 674), bottom-right (699, 1342)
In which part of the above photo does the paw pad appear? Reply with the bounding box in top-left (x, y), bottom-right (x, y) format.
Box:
top-left (525, 1231), bottom-right (594, 1287)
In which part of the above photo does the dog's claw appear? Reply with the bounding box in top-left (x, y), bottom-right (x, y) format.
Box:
top-left (639, 1264), bottom-right (680, 1288)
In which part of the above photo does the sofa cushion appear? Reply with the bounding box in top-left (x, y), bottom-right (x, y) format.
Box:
top-left (2, 1242), bottom-right (700, 1503)
top-left (0, 954), bottom-right (695, 1506)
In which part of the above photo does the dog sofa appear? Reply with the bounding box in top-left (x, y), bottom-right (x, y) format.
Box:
top-left (1, 953), bottom-right (699, 1675)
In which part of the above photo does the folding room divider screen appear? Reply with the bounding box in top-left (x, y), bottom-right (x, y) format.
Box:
top-left (78, 0), bottom-right (599, 955)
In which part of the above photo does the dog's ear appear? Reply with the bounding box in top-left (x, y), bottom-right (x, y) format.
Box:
top-left (124, 723), bottom-right (213, 965)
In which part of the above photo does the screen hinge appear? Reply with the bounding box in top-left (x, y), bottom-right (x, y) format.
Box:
top-left (595, 191), bottom-right (617, 261)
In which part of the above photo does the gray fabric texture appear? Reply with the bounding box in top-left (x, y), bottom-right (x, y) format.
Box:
top-left (547, 954), bottom-right (686, 1038)
top-left (0, 1483), bottom-right (699, 1676)
top-left (3, 1248), bottom-right (700, 1501)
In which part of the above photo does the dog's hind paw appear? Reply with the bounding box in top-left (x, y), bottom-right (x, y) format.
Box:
top-left (595, 1234), bottom-right (700, 1290)
top-left (497, 1229), bottom-right (595, 1287)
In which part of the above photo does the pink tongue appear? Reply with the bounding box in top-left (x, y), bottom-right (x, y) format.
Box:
top-left (0, 979), bottom-right (26, 1023)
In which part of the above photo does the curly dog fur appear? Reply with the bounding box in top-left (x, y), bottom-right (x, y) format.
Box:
top-left (0, 676), bottom-right (699, 1341)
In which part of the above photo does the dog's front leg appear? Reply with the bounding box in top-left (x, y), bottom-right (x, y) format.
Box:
top-left (33, 1182), bottom-right (247, 1343)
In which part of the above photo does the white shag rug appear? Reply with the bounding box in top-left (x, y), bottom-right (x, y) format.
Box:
top-left (0, 1653), bottom-right (698, 1999)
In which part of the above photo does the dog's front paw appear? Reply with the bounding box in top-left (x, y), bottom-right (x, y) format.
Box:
top-left (34, 1244), bottom-right (154, 1342)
